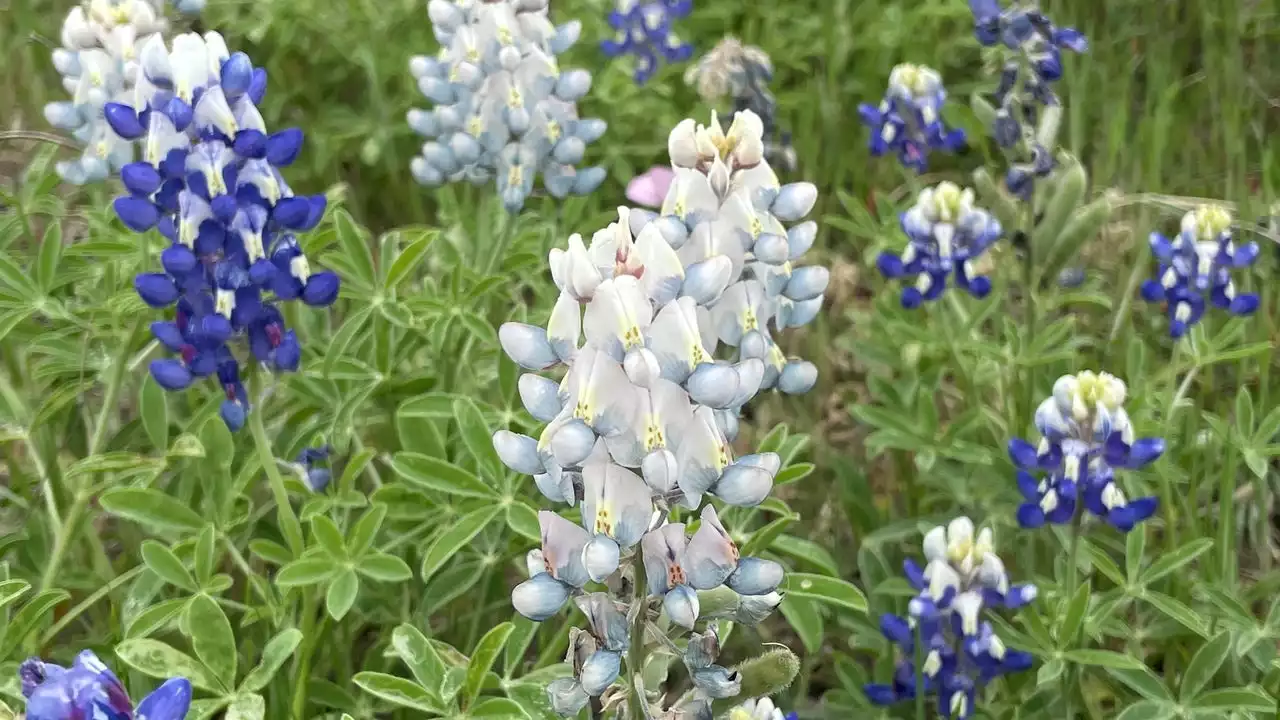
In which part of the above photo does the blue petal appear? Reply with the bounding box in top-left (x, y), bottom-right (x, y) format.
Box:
top-left (103, 103), bottom-right (144, 139)
top-left (879, 613), bottom-right (913, 646)
top-left (136, 677), bottom-right (193, 720)
top-left (121, 162), bottom-right (163, 196)
top-left (726, 557), bottom-right (784, 595)
top-left (512, 573), bottom-right (570, 621)
top-left (265, 128), bottom-right (304, 166)
top-left (1007, 438), bottom-right (1040, 469)
top-left (135, 273), bottom-right (179, 307)
top-left (302, 272), bottom-right (341, 307)
top-left (115, 196), bottom-right (160, 232)
top-left (151, 359), bottom-right (193, 390)
top-left (1016, 503), bottom-right (1046, 529)
top-left (220, 53), bottom-right (253, 98)
top-left (220, 400), bottom-right (246, 431)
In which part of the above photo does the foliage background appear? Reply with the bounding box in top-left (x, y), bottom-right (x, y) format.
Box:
top-left (1, 0), bottom-right (1279, 717)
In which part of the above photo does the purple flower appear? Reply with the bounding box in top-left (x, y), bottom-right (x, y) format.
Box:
top-left (20, 650), bottom-right (192, 720)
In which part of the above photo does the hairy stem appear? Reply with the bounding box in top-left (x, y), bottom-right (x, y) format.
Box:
top-left (627, 556), bottom-right (649, 720)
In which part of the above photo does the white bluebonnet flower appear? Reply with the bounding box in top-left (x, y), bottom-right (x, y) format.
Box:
top-left (728, 697), bottom-right (797, 720)
top-left (600, 0), bottom-right (694, 85)
top-left (876, 182), bottom-right (1002, 308)
top-left (1140, 205), bottom-right (1260, 338)
top-left (864, 518), bottom-right (1036, 719)
top-left (1009, 372), bottom-right (1163, 533)
top-left (496, 109), bottom-right (823, 713)
top-left (407, 0), bottom-right (607, 213)
top-left (103, 32), bottom-right (340, 430)
top-left (684, 626), bottom-right (742, 700)
top-left (642, 506), bottom-right (785, 630)
top-left (685, 38), bottom-right (795, 172)
top-left (858, 63), bottom-right (967, 174)
top-left (545, 593), bottom-right (631, 716)
top-left (43, 0), bottom-right (169, 184)
top-left (20, 650), bottom-right (192, 720)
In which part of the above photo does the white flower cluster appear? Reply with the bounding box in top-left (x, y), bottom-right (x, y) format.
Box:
top-left (42, 0), bottom-right (202, 184)
top-left (407, 0), bottom-right (606, 212)
top-left (495, 110), bottom-right (825, 713)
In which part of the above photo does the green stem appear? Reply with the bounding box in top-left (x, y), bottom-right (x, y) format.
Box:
top-left (37, 489), bottom-right (87, 594)
top-left (248, 398), bottom-right (305, 558)
top-left (88, 319), bottom-right (144, 456)
top-left (1062, 483), bottom-right (1088, 720)
top-left (40, 565), bottom-right (145, 645)
top-left (1217, 442), bottom-right (1239, 584)
top-left (291, 593), bottom-right (325, 719)
top-left (627, 556), bottom-right (649, 720)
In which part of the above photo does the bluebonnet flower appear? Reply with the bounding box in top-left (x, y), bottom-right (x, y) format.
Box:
top-left (291, 445), bottom-right (333, 492)
top-left (728, 697), bottom-right (797, 720)
top-left (1009, 372), bottom-right (1163, 532)
top-left (103, 32), bottom-right (340, 430)
top-left (407, 0), bottom-right (607, 213)
top-left (497, 109), bottom-right (822, 710)
top-left (685, 38), bottom-right (795, 172)
top-left (545, 593), bottom-right (631, 717)
top-left (684, 626), bottom-right (742, 699)
top-left (43, 0), bottom-right (167, 184)
top-left (1140, 206), bottom-right (1260, 338)
top-left (858, 63), bottom-right (966, 174)
top-left (877, 182), bottom-right (1002, 308)
top-left (969, 2), bottom-right (1085, 199)
top-left (20, 650), bottom-right (192, 720)
top-left (601, 0), bottom-right (694, 85)
top-left (864, 518), bottom-right (1035, 719)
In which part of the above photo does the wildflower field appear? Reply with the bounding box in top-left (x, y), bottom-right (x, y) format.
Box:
top-left (0, 0), bottom-right (1278, 718)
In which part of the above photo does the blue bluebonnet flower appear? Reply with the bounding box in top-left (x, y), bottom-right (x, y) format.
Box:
top-left (20, 650), bottom-right (192, 720)
top-left (600, 0), bottom-right (694, 85)
top-left (291, 445), bottom-right (333, 492)
top-left (877, 182), bottom-right (1002, 308)
top-left (685, 38), bottom-right (795, 172)
top-left (1009, 372), bottom-right (1162, 533)
top-left (970, 1), bottom-right (1086, 107)
top-left (545, 593), bottom-right (631, 717)
top-left (864, 518), bottom-right (1036, 719)
top-left (407, 0), bottom-right (607, 213)
top-left (1140, 206), bottom-right (1260, 338)
top-left (858, 63), bottom-right (966, 174)
top-left (103, 32), bottom-right (340, 430)
top-left (43, 0), bottom-right (168, 184)
top-left (728, 696), bottom-right (797, 720)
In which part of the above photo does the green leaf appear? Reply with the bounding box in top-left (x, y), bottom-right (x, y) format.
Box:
top-left (141, 540), bottom-right (197, 591)
top-left (1179, 631), bottom-right (1233, 701)
top-left (454, 396), bottom-right (501, 477)
top-left (1032, 157), bottom-right (1086, 257)
top-left (463, 622), bottom-right (513, 709)
top-left (358, 553), bottom-right (414, 582)
top-left (0, 252), bottom-right (37, 298)
top-left (239, 628), bottom-right (303, 692)
top-left (194, 525), bottom-right (217, 586)
top-left (392, 451), bottom-right (497, 499)
top-left (391, 623), bottom-right (446, 699)
top-left (1057, 582), bottom-right (1091, 650)
top-left (224, 693), bottom-right (264, 720)
top-left (125, 598), bottom-right (187, 639)
top-left (323, 305), bottom-right (374, 379)
top-left (275, 557), bottom-right (340, 587)
top-left (1192, 687), bottom-right (1274, 711)
top-left (779, 597), bottom-right (823, 654)
top-left (353, 671), bottom-right (443, 713)
top-left (311, 516), bottom-right (348, 559)
top-left (1041, 194), bottom-right (1114, 288)
top-left (384, 230), bottom-right (436, 290)
top-left (0, 579), bottom-right (30, 610)
top-left (326, 568), bottom-right (359, 621)
top-left (1115, 700), bottom-right (1175, 720)
top-left (1126, 526), bottom-right (1147, 585)
top-left (333, 209), bottom-right (377, 284)
top-left (100, 488), bottom-right (205, 532)
top-left (140, 377), bottom-right (168, 451)
top-left (200, 418), bottom-right (234, 470)
top-left (970, 167), bottom-right (1020, 234)
top-left (1141, 538), bottom-right (1213, 586)
top-left (503, 614), bottom-right (538, 679)
top-left (186, 594), bottom-right (236, 689)
top-left (1142, 590), bottom-right (1209, 637)
top-left (347, 503), bottom-right (387, 558)
top-left (505, 501), bottom-right (539, 542)
top-left (1064, 649), bottom-right (1147, 670)
top-left (36, 223), bottom-right (64, 288)
top-left (1106, 666), bottom-right (1174, 703)
top-left (421, 505), bottom-right (503, 582)
top-left (115, 639), bottom-right (221, 692)
top-left (468, 697), bottom-right (530, 718)
top-left (0, 589), bottom-right (69, 659)
top-left (780, 574), bottom-right (867, 613)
